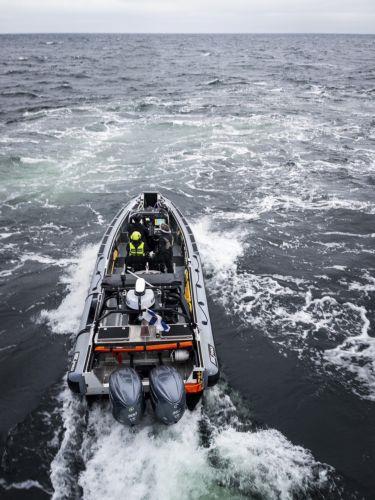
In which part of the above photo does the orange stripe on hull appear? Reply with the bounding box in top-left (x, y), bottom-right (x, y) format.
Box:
top-left (94, 341), bottom-right (193, 353)
top-left (185, 382), bottom-right (204, 393)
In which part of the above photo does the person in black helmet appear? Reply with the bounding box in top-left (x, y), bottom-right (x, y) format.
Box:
top-left (127, 214), bottom-right (149, 243)
top-left (155, 223), bottom-right (173, 273)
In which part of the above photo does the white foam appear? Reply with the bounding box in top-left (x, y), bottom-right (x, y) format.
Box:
top-left (247, 194), bottom-right (375, 216)
top-left (21, 157), bottom-right (48, 164)
top-left (323, 231), bottom-right (375, 238)
top-left (50, 386), bottom-right (85, 498)
top-left (214, 210), bottom-right (260, 222)
top-left (192, 216), bottom-right (375, 399)
top-left (0, 478), bottom-right (51, 494)
top-left (20, 253), bottom-right (74, 267)
top-left (213, 427), bottom-right (328, 498)
top-left (41, 222), bottom-right (70, 232)
top-left (348, 272), bottom-right (375, 294)
top-left (191, 216), bottom-right (245, 277)
top-left (265, 274), bottom-right (308, 287)
top-left (39, 244), bottom-right (98, 334)
top-left (0, 261), bottom-right (24, 278)
top-left (50, 386), bottom-right (330, 500)
top-left (324, 303), bottom-right (375, 401)
top-left (87, 205), bottom-right (105, 225)
top-left (0, 344), bottom-right (16, 353)
top-left (0, 253), bottom-right (74, 278)
top-left (78, 406), bottom-right (210, 500)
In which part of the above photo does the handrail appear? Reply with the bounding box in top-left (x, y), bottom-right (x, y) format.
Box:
top-left (192, 254), bottom-right (209, 325)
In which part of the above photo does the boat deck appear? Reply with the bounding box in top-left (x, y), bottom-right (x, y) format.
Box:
top-left (94, 322), bottom-right (193, 345)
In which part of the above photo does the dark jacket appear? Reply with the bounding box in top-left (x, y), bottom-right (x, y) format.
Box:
top-left (157, 233), bottom-right (173, 256)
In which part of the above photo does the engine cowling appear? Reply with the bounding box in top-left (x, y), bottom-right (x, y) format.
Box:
top-left (109, 367), bottom-right (145, 425)
top-left (149, 366), bottom-right (186, 425)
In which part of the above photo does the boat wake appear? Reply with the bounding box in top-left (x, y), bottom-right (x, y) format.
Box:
top-left (33, 232), bottom-right (337, 500)
top-left (39, 244), bottom-right (99, 335)
top-left (193, 216), bottom-right (375, 402)
top-left (49, 384), bottom-right (332, 500)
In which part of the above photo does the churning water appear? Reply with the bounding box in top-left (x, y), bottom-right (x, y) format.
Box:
top-left (0, 34), bottom-right (375, 499)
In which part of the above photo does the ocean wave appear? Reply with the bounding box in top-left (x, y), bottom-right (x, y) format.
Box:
top-left (39, 244), bottom-right (99, 335)
top-left (0, 91), bottom-right (39, 98)
top-left (205, 78), bottom-right (222, 85)
top-left (0, 252), bottom-right (75, 278)
top-left (0, 33), bottom-right (374, 498)
top-left (4, 69), bottom-right (28, 75)
top-left (0, 478), bottom-right (51, 495)
top-left (193, 216), bottom-right (375, 401)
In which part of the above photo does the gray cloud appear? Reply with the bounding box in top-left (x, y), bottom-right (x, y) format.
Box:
top-left (0, 0), bottom-right (374, 33)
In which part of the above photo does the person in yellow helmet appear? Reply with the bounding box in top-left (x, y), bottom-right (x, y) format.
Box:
top-left (126, 230), bottom-right (149, 271)
top-left (128, 231), bottom-right (146, 255)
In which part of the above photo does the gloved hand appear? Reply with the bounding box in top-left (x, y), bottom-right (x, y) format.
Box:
top-left (149, 251), bottom-right (155, 258)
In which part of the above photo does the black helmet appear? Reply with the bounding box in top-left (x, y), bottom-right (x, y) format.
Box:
top-left (130, 213), bottom-right (140, 224)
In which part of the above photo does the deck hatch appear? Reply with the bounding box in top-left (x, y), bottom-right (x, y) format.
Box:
top-left (97, 326), bottom-right (130, 341)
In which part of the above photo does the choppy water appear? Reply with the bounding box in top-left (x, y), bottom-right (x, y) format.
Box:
top-left (0, 33), bottom-right (375, 499)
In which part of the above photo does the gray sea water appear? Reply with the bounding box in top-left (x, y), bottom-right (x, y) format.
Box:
top-left (0, 33), bottom-right (375, 499)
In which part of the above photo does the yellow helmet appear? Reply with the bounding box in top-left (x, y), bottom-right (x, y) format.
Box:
top-left (130, 231), bottom-right (142, 242)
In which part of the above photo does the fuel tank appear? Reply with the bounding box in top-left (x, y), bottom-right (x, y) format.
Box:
top-left (109, 367), bottom-right (145, 425)
top-left (149, 366), bottom-right (186, 425)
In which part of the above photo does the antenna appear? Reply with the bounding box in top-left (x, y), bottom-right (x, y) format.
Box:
top-left (126, 268), bottom-right (155, 288)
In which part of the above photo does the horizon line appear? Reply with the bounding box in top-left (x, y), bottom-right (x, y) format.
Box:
top-left (0, 31), bottom-right (375, 36)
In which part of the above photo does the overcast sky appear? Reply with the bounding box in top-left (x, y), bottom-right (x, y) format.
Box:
top-left (0, 0), bottom-right (374, 34)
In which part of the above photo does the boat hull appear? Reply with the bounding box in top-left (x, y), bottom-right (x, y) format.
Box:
top-left (68, 193), bottom-right (219, 402)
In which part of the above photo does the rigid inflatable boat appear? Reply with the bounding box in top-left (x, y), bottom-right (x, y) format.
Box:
top-left (68, 192), bottom-right (219, 425)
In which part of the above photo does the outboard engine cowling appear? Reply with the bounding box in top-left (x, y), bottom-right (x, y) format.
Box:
top-left (109, 367), bottom-right (145, 425)
top-left (149, 366), bottom-right (186, 425)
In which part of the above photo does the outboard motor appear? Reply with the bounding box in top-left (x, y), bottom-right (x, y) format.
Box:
top-left (109, 367), bottom-right (145, 425)
top-left (149, 366), bottom-right (186, 425)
